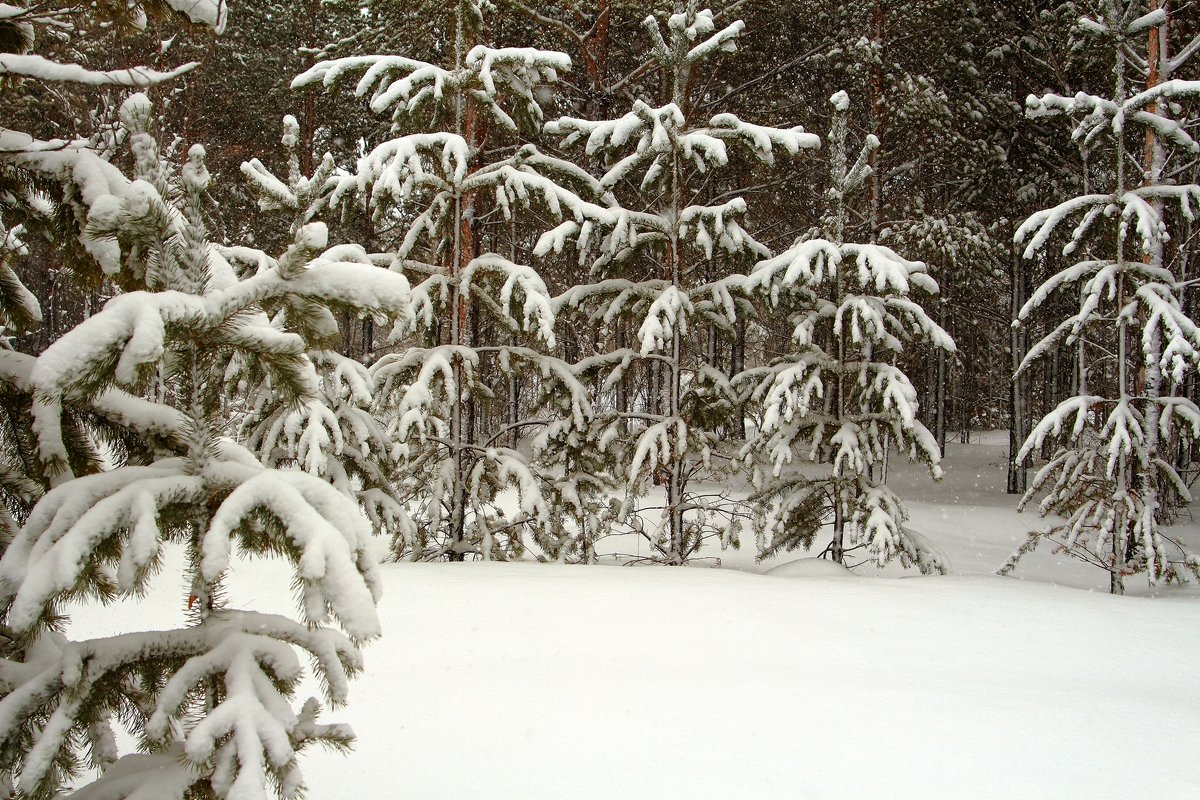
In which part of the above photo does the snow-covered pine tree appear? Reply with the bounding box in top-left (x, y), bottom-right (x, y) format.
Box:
top-left (740, 91), bottom-right (953, 572)
top-left (539, 2), bottom-right (819, 564)
top-left (772, 1), bottom-right (1008, 449)
top-left (1002, 0), bottom-right (1200, 593)
top-left (294, 0), bottom-right (604, 561)
top-left (234, 115), bottom-right (416, 552)
top-left (0, 1), bottom-right (229, 550)
top-left (0, 95), bottom-right (413, 799)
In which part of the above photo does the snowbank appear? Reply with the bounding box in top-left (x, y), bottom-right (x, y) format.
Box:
top-left (71, 559), bottom-right (1200, 800)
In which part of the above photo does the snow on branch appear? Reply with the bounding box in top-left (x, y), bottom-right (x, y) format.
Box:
top-left (465, 45), bottom-right (570, 112)
top-left (552, 278), bottom-right (667, 327)
top-left (627, 419), bottom-right (686, 491)
top-left (164, 0), bottom-right (227, 32)
top-left (0, 613), bottom-right (357, 800)
top-left (1014, 194), bottom-right (1110, 259)
top-left (0, 461), bottom-right (204, 626)
top-left (1098, 400), bottom-right (1145, 477)
top-left (548, 100), bottom-right (682, 162)
top-left (1026, 84), bottom-right (1200, 152)
top-left (468, 448), bottom-right (551, 531)
top-left (637, 286), bottom-right (692, 355)
top-left (32, 222), bottom-right (412, 415)
top-left (66, 747), bottom-right (200, 800)
top-left (498, 347), bottom-right (593, 432)
top-left (1120, 191), bottom-right (1169, 254)
top-left (31, 290), bottom-right (297, 402)
top-left (749, 238), bottom-right (939, 300)
top-left (291, 249), bottom-right (414, 323)
top-left (342, 132), bottom-right (469, 212)
top-left (1134, 184), bottom-right (1200, 221)
top-left (679, 199), bottom-right (769, 260)
top-left (1138, 283), bottom-right (1200, 382)
top-left (1017, 259), bottom-right (1108, 320)
top-left (203, 468), bottom-right (382, 641)
top-left (151, 632), bottom-right (321, 797)
top-left (460, 254), bottom-right (556, 347)
top-left (0, 128), bottom-right (132, 274)
top-left (240, 158), bottom-right (299, 211)
top-left (685, 19), bottom-right (744, 64)
top-left (1018, 395), bottom-right (1104, 462)
top-left (758, 356), bottom-right (827, 439)
top-left (373, 345), bottom-right (475, 441)
top-left (705, 113), bottom-right (820, 163)
top-left (748, 239), bottom-right (840, 302)
top-left (0, 448), bottom-right (381, 641)
top-left (91, 388), bottom-right (189, 451)
top-left (292, 55), bottom-right (438, 103)
top-left (643, 7), bottom-right (743, 66)
top-left (844, 243), bottom-right (936, 294)
top-left (294, 45), bottom-right (570, 132)
top-left (465, 153), bottom-right (616, 227)
top-left (0, 54), bottom-right (198, 86)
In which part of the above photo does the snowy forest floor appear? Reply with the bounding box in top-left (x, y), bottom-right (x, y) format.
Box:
top-left (70, 432), bottom-right (1200, 799)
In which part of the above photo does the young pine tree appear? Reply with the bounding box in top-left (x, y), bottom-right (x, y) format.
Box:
top-left (740, 92), bottom-right (953, 572)
top-left (1002, 1), bottom-right (1200, 593)
top-left (235, 115), bottom-right (417, 553)
top-left (541, 2), bottom-right (819, 564)
top-left (294, 0), bottom-right (604, 561)
top-left (0, 96), bottom-right (412, 800)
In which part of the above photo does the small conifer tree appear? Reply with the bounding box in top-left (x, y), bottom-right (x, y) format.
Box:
top-left (235, 115), bottom-right (416, 551)
top-left (295, 0), bottom-right (606, 561)
top-left (541, 2), bottom-right (819, 563)
top-left (0, 96), bottom-right (412, 800)
top-left (1001, 1), bottom-right (1200, 592)
top-left (740, 92), bottom-right (954, 572)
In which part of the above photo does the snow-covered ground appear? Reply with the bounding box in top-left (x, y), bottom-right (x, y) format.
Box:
top-left (602, 430), bottom-right (1199, 592)
top-left (70, 432), bottom-right (1200, 799)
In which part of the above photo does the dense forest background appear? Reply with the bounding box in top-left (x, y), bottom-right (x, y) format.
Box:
top-left (7, 0), bottom-right (1198, 500)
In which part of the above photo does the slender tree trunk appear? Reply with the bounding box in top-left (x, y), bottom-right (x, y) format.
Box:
top-left (1111, 31), bottom-right (1132, 595)
top-left (1008, 235), bottom-right (1029, 493)
top-left (361, 318), bottom-right (374, 365)
top-left (617, 322), bottom-right (629, 425)
top-left (830, 241), bottom-right (848, 560)
top-left (664, 16), bottom-right (691, 564)
top-left (299, 0), bottom-right (319, 176)
top-left (448, 4), bottom-right (474, 560)
top-left (867, 0), bottom-right (885, 243)
top-left (1140, 0), bottom-right (1167, 523)
top-left (508, 372), bottom-right (520, 450)
top-left (936, 272), bottom-right (948, 453)
top-left (732, 313), bottom-right (746, 439)
top-left (1041, 351), bottom-right (1056, 461)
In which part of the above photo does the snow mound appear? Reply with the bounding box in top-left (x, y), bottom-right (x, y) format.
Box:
top-left (766, 557), bottom-right (854, 577)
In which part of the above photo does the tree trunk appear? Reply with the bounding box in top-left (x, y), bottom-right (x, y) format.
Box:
top-left (1007, 236), bottom-right (1028, 494)
top-left (299, 0), bottom-right (320, 176)
top-left (1140, 0), bottom-right (1167, 521)
top-left (867, 0), bottom-right (885, 242)
top-left (447, 4), bottom-right (480, 561)
top-left (936, 291), bottom-right (948, 453)
top-left (732, 313), bottom-right (746, 439)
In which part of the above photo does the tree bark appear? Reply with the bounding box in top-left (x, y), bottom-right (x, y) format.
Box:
top-left (1007, 229), bottom-right (1029, 493)
top-left (867, 0), bottom-right (885, 242)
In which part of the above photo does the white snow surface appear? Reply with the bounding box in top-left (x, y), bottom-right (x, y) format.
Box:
top-left (67, 433), bottom-right (1200, 799)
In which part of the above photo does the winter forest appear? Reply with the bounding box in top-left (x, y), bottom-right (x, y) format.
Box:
top-left (0, 0), bottom-right (1198, 798)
